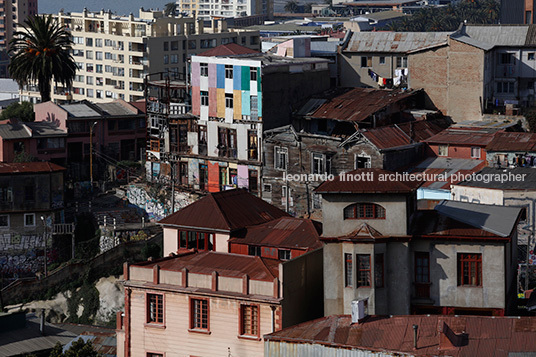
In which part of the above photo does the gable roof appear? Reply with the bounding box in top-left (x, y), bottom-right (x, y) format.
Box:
top-left (424, 127), bottom-right (497, 146)
top-left (344, 31), bottom-right (451, 53)
top-left (134, 251), bottom-right (279, 281)
top-left (0, 121), bottom-right (32, 139)
top-left (315, 168), bottom-right (422, 194)
top-left (264, 314), bottom-right (536, 356)
top-left (229, 217), bottom-right (323, 251)
top-left (486, 131), bottom-right (536, 152)
top-left (434, 200), bottom-right (522, 238)
top-left (198, 43), bottom-right (261, 57)
top-left (360, 125), bottom-right (413, 150)
top-left (158, 189), bottom-right (289, 232)
top-left (304, 88), bottom-right (420, 123)
top-left (451, 24), bottom-right (535, 51)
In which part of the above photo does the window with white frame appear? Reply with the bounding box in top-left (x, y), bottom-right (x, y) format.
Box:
top-left (274, 147), bottom-right (288, 170)
top-left (396, 56), bottom-right (408, 68)
top-left (225, 65), bottom-right (233, 79)
top-left (471, 147), bottom-right (481, 159)
top-left (312, 193), bottom-right (322, 209)
top-left (200, 63), bottom-right (208, 77)
top-left (355, 155), bottom-right (371, 168)
top-left (225, 93), bottom-right (233, 108)
top-left (24, 213), bottom-right (35, 227)
top-left (311, 153), bottom-right (331, 175)
top-left (0, 215), bottom-right (9, 228)
top-left (200, 91), bottom-right (209, 106)
top-left (438, 145), bottom-right (448, 156)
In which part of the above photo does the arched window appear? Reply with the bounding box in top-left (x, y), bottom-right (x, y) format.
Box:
top-left (343, 203), bottom-right (385, 220)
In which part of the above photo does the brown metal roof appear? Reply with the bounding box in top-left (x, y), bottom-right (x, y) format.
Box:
top-left (133, 251), bottom-right (278, 281)
top-left (0, 162), bottom-right (65, 174)
top-left (396, 118), bottom-right (451, 142)
top-left (264, 314), bottom-right (536, 356)
top-left (424, 127), bottom-right (497, 146)
top-left (198, 43), bottom-right (261, 57)
top-left (158, 189), bottom-right (289, 232)
top-left (229, 217), bottom-right (323, 250)
top-left (486, 131), bottom-right (536, 152)
top-left (361, 126), bottom-right (412, 150)
top-left (307, 88), bottom-right (419, 123)
top-left (315, 168), bottom-right (422, 193)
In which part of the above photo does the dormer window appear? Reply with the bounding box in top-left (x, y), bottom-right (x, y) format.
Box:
top-left (343, 203), bottom-right (385, 220)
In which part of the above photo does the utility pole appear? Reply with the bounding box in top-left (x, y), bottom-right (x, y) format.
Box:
top-left (171, 160), bottom-right (175, 214)
top-left (526, 233), bottom-right (532, 292)
top-left (89, 121), bottom-right (98, 190)
top-left (40, 216), bottom-right (47, 277)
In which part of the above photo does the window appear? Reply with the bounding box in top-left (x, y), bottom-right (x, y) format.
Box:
top-left (147, 354), bottom-right (163, 357)
top-left (499, 53), bottom-right (513, 64)
top-left (396, 56), bottom-right (408, 68)
top-left (163, 55), bottom-right (169, 64)
top-left (248, 130), bottom-right (258, 160)
top-left (171, 40), bottom-right (178, 50)
top-left (0, 187), bottom-right (13, 203)
top-left (343, 203), bottom-right (385, 219)
top-left (496, 81), bottom-right (515, 94)
top-left (471, 147), bottom-right (480, 159)
top-left (96, 51), bottom-right (102, 60)
top-left (73, 36), bottom-right (83, 44)
top-left (200, 91), bottom-right (209, 106)
top-left (96, 64), bottom-right (103, 73)
top-left (218, 127), bottom-right (237, 158)
top-left (239, 305), bottom-right (259, 337)
top-left (86, 64), bottom-right (94, 72)
top-left (379, 56), bottom-right (386, 64)
top-left (278, 249), bottom-right (291, 261)
top-left (375, 254), bottom-right (384, 288)
top-left (24, 213), bottom-right (35, 227)
top-left (198, 125), bottom-right (207, 156)
top-left (250, 67), bottom-right (257, 81)
top-left (527, 10), bottom-right (533, 24)
top-left (147, 293), bottom-right (164, 324)
top-left (178, 230), bottom-right (214, 250)
top-left (188, 40), bottom-right (197, 49)
top-left (344, 253), bottom-right (353, 287)
top-left (199, 164), bottom-right (208, 191)
top-left (438, 144), bottom-right (448, 156)
top-left (225, 65), bottom-right (233, 79)
top-left (357, 255), bottom-right (371, 287)
top-left (248, 170), bottom-right (258, 195)
top-left (355, 155), bottom-right (371, 168)
top-left (274, 147), bottom-right (288, 170)
top-left (458, 253), bottom-right (482, 286)
top-left (163, 41), bottom-right (169, 51)
top-left (95, 38), bottom-right (103, 47)
top-left (105, 52), bottom-right (112, 60)
top-left (24, 185), bottom-right (35, 201)
top-left (529, 52), bottom-right (535, 60)
top-left (86, 37), bottom-right (93, 46)
top-left (85, 50), bottom-right (92, 59)
top-left (248, 245), bottom-right (261, 256)
top-left (225, 93), bottom-right (233, 108)
top-left (190, 298), bottom-right (209, 331)
top-left (361, 56), bottom-right (372, 68)
top-left (229, 168), bottom-right (238, 186)
top-left (312, 153), bottom-right (331, 175)
top-left (171, 54), bottom-right (178, 64)
top-left (0, 215), bottom-right (9, 227)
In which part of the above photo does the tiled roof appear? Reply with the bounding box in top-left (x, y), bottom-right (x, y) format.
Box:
top-left (315, 168), bottom-right (422, 194)
top-left (0, 162), bottom-right (65, 174)
top-left (424, 127), bottom-right (497, 146)
top-left (134, 251), bottom-right (279, 281)
top-left (158, 189), bottom-right (289, 232)
top-left (229, 217), bottom-right (323, 250)
top-left (305, 88), bottom-right (420, 123)
top-left (264, 314), bottom-right (536, 356)
top-left (198, 43), bottom-right (260, 57)
top-left (486, 132), bottom-right (536, 152)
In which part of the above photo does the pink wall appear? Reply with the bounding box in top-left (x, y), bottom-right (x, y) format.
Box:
top-left (34, 102), bottom-right (69, 131)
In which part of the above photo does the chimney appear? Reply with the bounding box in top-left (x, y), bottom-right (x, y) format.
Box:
top-left (40, 309), bottom-right (46, 335)
top-left (413, 324), bottom-right (418, 349)
top-left (351, 298), bottom-right (368, 323)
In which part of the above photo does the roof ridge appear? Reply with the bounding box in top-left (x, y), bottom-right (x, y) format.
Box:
top-left (256, 256), bottom-right (278, 280)
top-left (209, 192), bottom-right (234, 230)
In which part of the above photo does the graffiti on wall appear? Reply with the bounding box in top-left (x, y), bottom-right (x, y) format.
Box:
top-left (126, 185), bottom-right (195, 221)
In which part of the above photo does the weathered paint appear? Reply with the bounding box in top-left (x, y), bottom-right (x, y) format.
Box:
top-left (237, 165), bottom-right (249, 188)
top-left (208, 161), bottom-right (220, 193)
top-left (216, 64), bottom-right (225, 88)
top-left (233, 89), bottom-right (242, 120)
top-left (216, 88), bottom-right (225, 118)
top-left (208, 87), bottom-right (217, 117)
top-left (264, 341), bottom-right (406, 357)
top-left (233, 65), bottom-right (242, 90)
top-left (191, 86), bottom-right (200, 116)
top-left (208, 63), bottom-right (217, 88)
top-left (191, 62), bottom-right (200, 87)
top-left (242, 91), bottom-right (251, 116)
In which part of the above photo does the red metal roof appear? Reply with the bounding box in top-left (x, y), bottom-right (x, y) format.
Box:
top-left (198, 43), bottom-right (261, 57)
top-left (158, 189), bottom-right (289, 232)
top-left (361, 126), bottom-right (412, 150)
top-left (424, 127), bottom-right (497, 146)
top-left (307, 88), bottom-right (419, 123)
top-left (133, 251), bottom-right (278, 281)
top-left (129, 100), bottom-right (146, 113)
top-left (315, 168), bottom-right (422, 194)
top-left (264, 314), bottom-right (536, 356)
top-left (396, 118), bottom-right (451, 142)
top-left (229, 217), bottom-right (323, 251)
top-left (486, 131), bottom-right (536, 152)
top-left (0, 162), bottom-right (65, 174)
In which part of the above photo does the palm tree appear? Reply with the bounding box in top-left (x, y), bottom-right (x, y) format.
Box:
top-left (164, 2), bottom-right (178, 16)
top-left (284, 0), bottom-right (299, 13)
top-left (9, 15), bottom-right (76, 103)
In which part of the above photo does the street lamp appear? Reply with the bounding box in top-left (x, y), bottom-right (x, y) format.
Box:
top-left (90, 121), bottom-right (98, 189)
top-left (40, 216), bottom-right (47, 277)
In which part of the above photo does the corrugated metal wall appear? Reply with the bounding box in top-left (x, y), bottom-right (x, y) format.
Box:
top-left (264, 341), bottom-right (415, 357)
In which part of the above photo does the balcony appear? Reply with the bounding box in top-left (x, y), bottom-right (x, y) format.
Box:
top-left (496, 64), bottom-right (516, 77)
top-left (169, 103), bottom-right (191, 116)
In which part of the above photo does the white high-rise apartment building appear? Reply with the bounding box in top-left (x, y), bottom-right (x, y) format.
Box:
top-left (174, 0), bottom-right (273, 21)
top-left (20, 8), bottom-right (260, 103)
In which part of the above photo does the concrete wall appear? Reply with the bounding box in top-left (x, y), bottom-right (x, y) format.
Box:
top-left (451, 186), bottom-right (503, 205)
top-left (339, 53), bottom-right (398, 88)
top-left (321, 193), bottom-right (412, 237)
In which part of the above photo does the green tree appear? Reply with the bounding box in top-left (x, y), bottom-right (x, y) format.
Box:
top-left (304, 3), bottom-right (312, 13)
top-left (49, 338), bottom-right (99, 357)
top-left (164, 2), bottom-right (178, 16)
top-left (284, 0), bottom-right (299, 13)
top-left (0, 101), bottom-right (34, 122)
top-left (8, 15), bottom-right (77, 103)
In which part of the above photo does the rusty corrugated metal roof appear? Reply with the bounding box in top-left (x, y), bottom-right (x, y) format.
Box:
top-left (396, 118), bottom-right (451, 142)
top-left (0, 162), bottom-right (66, 174)
top-left (315, 168), bottom-right (422, 193)
top-left (344, 31), bottom-right (451, 53)
top-left (361, 126), bottom-right (412, 150)
top-left (264, 314), bottom-right (536, 356)
top-left (229, 217), bottom-right (323, 250)
top-left (158, 189), bottom-right (289, 232)
top-left (486, 131), bottom-right (536, 152)
top-left (424, 127), bottom-right (497, 146)
top-left (307, 88), bottom-right (419, 123)
top-left (133, 251), bottom-right (278, 281)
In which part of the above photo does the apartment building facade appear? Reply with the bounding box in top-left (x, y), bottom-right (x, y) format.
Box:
top-left (176, 0), bottom-right (273, 21)
top-left (0, 0), bottom-right (38, 77)
top-left (19, 8), bottom-right (260, 103)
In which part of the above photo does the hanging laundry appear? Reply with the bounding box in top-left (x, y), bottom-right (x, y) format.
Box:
top-left (383, 78), bottom-right (387, 85)
top-left (377, 76), bottom-right (383, 86)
